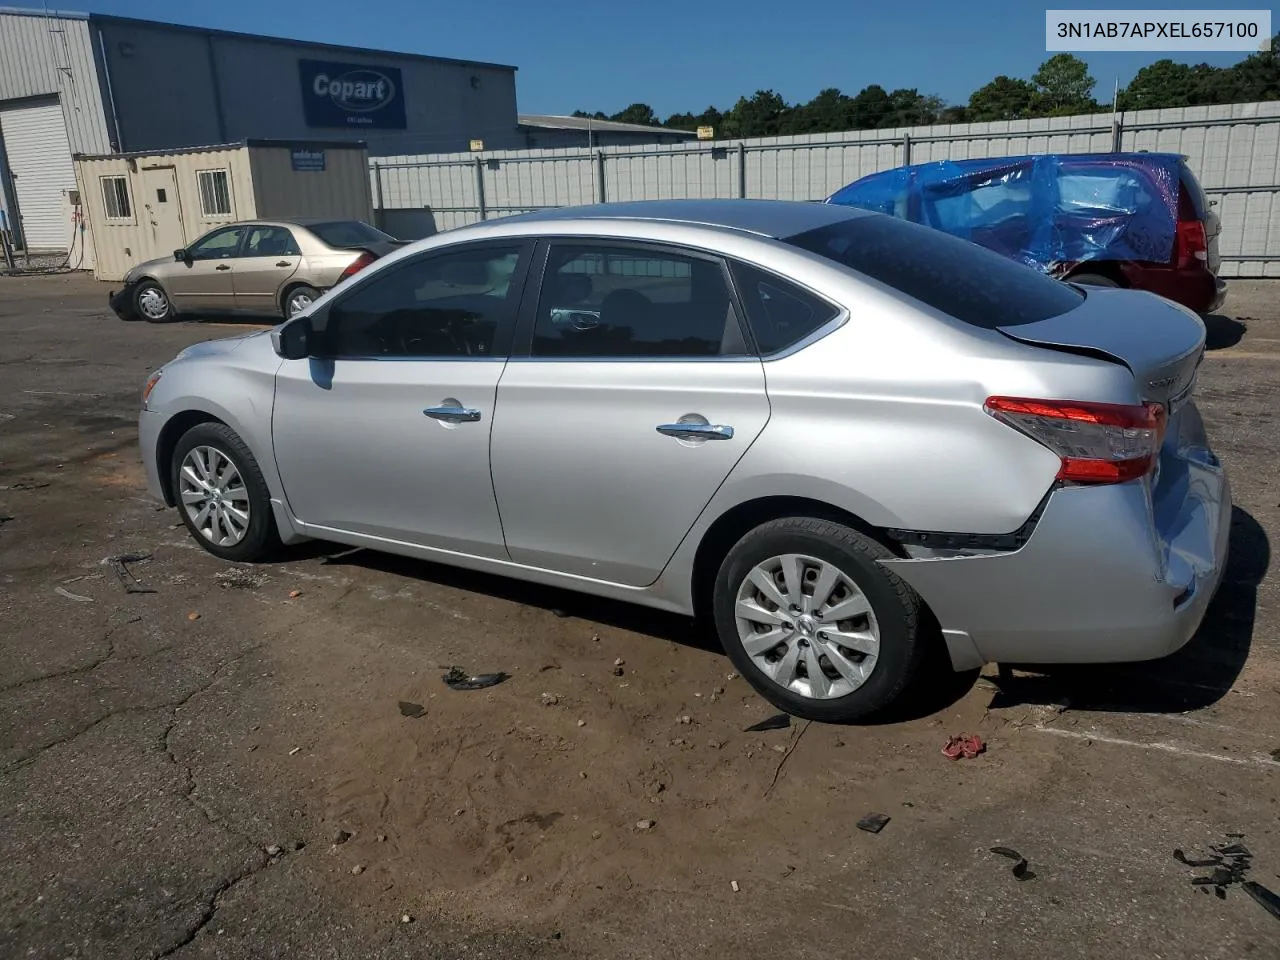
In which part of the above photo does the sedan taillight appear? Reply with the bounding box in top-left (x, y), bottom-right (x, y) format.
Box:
top-left (984, 396), bottom-right (1166, 484)
top-left (338, 250), bottom-right (377, 283)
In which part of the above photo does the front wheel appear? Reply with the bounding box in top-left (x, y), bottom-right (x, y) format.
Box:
top-left (135, 281), bottom-right (175, 322)
top-left (170, 422), bottom-right (278, 562)
top-left (284, 285), bottom-right (321, 319)
top-left (713, 517), bottom-right (924, 723)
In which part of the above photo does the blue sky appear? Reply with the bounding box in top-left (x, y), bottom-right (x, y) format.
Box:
top-left (16, 0), bottom-right (1276, 115)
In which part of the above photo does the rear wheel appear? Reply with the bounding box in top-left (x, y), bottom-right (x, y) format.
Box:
top-left (135, 281), bottom-right (175, 322)
top-left (170, 422), bottom-right (278, 562)
top-left (713, 517), bottom-right (924, 723)
top-left (284, 284), bottom-right (321, 319)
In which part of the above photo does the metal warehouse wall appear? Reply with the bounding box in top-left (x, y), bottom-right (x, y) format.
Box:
top-left (94, 18), bottom-right (523, 157)
top-left (0, 11), bottom-right (112, 155)
top-left (372, 100), bottom-right (1280, 278)
top-left (248, 144), bottom-right (373, 222)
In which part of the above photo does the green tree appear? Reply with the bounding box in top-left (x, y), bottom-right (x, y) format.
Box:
top-left (664, 111), bottom-right (698, 130)
top-left (1225, 31), bottom-right (1280, 101)
top-left (571, 110), bottom-right (608, 120)
top-left (882, 88), bottom-right (943, 128)
top-left (967, 75), bottom-right (1036, 121)
top-left (792, 87), bottom-right (856, 132)
top-left (849, 84), bottom-right (893, 129)
top-left (1031, 53), bottom-right (1097, 115)
top-left (937, 104), bottom-right (970, 124)
top-left (722, 90), bottom-right (789, 137)
top-left (610, 103), bottom-right (660, 126)
top-left (1118, 59), bottom-right (1195, 110)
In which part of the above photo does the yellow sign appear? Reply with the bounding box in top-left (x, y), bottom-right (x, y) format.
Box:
top-left (696, 126), bottom-right (715, 140)
top-left (469, 139), bottom-right (485, 151)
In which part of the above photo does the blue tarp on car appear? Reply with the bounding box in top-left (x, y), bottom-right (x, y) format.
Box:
top-left (825, 153), bottom-right (1182, 272)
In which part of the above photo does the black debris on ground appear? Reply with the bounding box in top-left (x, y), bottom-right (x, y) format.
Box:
top-left (398, 701), bottom-right (426, 718)
top-left (442, 666), bottom-right (509, 691)
top-left (856, 813), bottom-right (890, 834)
top-left (744, 713), bottom-right (791, 732)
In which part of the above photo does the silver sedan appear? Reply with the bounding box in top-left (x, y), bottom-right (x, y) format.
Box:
top-left (137, 200), bottom-right (1231, 722)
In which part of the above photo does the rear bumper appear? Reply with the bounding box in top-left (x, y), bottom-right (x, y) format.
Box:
top-left (881, 440), bottom-right (1230, 667)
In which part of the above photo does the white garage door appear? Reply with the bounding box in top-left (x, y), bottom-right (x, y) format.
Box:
top-left (0, 98), bottom-right (76, 251)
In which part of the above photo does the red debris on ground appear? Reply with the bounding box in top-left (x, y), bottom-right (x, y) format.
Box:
top-left (942, 734), bottom-right (985, 760)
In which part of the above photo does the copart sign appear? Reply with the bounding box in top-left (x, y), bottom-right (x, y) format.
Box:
top-left (299, 59), bottom-right (407, 129)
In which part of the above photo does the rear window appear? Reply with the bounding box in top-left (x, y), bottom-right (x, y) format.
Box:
top-left (309, 220), bottom-right (395, 248)
top-left (786, 215), bottom-right (1083, 329)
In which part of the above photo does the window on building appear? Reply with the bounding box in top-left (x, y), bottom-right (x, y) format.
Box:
top-left (197, 170), bottom-right (232, 218)
top-left (101, 176), bottom-right (132, 221)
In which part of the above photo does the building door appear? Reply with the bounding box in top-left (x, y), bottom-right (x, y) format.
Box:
top-left (139, 167), bottom-right (185, 255)
top-left (0, 97), bottom-right (76, 252)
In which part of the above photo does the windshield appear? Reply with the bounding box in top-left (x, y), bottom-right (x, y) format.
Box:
top-left (786, 215), bottom-right (1083, 328)
top-left (308, 220), bottom-right (397, 249)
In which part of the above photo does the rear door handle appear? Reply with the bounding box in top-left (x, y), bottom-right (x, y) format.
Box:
top-left (656, 423), bottom-right (734, 441)
top-left (424, 406), bottom-right (482, 423)
top-left (215, 264), bottom-right (231, 271)
top-left (275, 260), bottom-right (291, 267)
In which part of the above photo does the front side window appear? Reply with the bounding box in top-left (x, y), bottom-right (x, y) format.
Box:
top-left (243, 225), bottom-right (300, 257)
top-left (532, 243), bottom-right (745, 358)
top-left (197, 169), bottom-right (232, 218)
top-left (101, 176), bottom-right (132, 220)
top-left (322, 246), bottom-right (524, 359)
top-left (730, 263), bottom-right (839, 355)
top-left (188, 226), bottom-right (245, 260)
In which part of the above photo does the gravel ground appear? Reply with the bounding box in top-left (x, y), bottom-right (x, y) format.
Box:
top-left (1, 273), bottom-right (1278, 959)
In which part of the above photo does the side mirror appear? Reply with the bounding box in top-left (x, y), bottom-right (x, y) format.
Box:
top-left (271, 315), bottom-right (313, 360)
top-left (174, 248), bottom-right (191, 265)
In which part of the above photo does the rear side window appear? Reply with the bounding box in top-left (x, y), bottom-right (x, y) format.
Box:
top-left (730, 263), bottom-right (839, 354)
top-left (786, 215), bottom-right (1083, 329)
top-left (1178, 161), bottom-right (1210, 220)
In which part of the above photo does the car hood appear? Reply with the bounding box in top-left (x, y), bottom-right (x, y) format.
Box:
top-left (125, 256), bottom-right (174, 281)
top-left (172, 329), bottom-right (270, 362)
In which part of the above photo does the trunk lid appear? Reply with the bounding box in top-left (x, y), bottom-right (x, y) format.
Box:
top-left (997, 287), bottom-right (1205, 408)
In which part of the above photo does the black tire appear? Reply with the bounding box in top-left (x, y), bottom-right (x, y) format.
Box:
top-left (712, 517), bottom-right (924, 723)
top-left (1070, 272), bottom-right (1120, 288)
top-left (283, 284), bottom-right (321, 319)
top-left (135, 280), bottom-right (177, 323)
top-left (170, 422), bottom-right (279, 562)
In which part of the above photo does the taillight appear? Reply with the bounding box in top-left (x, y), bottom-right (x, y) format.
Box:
top-left (1176, 219), bottom-right (1208, 267)
top-left (338, 250), bottom-right (376, 282)
top-left (985, 396), bottom-right (1166, 484)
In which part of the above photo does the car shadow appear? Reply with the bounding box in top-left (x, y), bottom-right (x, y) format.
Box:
top-left (1203, 313), bottom-right (1247, 350)
top-left (275, 542), bottom-right (980, 722)
top-left (986, 506), bottom-right (1267, 714)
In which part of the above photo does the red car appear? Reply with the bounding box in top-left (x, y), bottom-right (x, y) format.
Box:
top-left (827, 152), bottom-right (1226, 315)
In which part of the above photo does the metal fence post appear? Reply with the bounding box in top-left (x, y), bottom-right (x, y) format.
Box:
top-left (737, 142), bottom-right (746, 198)
top-left (596, 150), bottom-right (607, 203)
top-left (474, 156), bottom-right (487, 221)
top-left (1111, 114), bottom-right (1123, 152)
top-left (902, 133), bottom-right (912, 166)
top-left (372, 162), bottom-right (384, 217)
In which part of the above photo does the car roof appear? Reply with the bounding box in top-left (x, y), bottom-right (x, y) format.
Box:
top-left (497, 199), bottom-right (872, 239)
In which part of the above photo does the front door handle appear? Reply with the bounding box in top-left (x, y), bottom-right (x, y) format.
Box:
top-left (276, 261), bottom-right (291, 267)
top-left (424, 405), bottom-right (482, 423)
top-left (656, 423), bottom-right (734, 441)
top-left (215, 264), bottom-right (231, 271)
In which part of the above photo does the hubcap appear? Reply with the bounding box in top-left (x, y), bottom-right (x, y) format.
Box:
top-left (287, 292), bottom-right (313, 316)
top-left (179, 445), bottom-right (250, 547)
top-left (734, 553), bottom-right (880, 700)
top-left (138, 287), bottom-right (168, 319)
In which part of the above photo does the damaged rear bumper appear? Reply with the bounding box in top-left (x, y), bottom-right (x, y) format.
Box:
top-left (880, 448), bottom-right (1231, 670)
